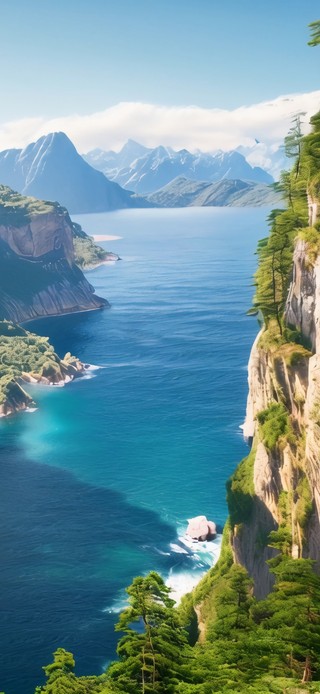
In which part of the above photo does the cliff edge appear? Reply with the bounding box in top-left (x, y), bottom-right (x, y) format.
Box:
top-left (230, 114), bottom-right (320, 598)
top-left (0, 186), bottom-right (108, 322)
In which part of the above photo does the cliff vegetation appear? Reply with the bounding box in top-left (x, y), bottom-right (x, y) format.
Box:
top-left (0, 320), bottom-right (85, 415)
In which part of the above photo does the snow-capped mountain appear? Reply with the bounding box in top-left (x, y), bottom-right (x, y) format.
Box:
top-left (84, 141), bottom-right (274, 194)
top-left (236, 141), bottom-right (288, 181)
top-left (0, 132), bottom-right (140, 214)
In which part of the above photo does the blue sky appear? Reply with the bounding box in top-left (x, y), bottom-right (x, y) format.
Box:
top-left (1, 0), bottom-right (319, 118)
top-left (0, 0), bottom-right (320, 156)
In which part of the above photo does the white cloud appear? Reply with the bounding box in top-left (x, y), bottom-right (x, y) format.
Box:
top-left (0, 91), bottom-right (320, 158)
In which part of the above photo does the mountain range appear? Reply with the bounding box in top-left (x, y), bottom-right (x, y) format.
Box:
top-left (0, 132), bottom-right (146, 214)
top-left (146, 176), bottom-right (282, 208)
top-left (0, 132), bottom-right (277, 214)
top-left (84, 139), bottom-right (274, 194)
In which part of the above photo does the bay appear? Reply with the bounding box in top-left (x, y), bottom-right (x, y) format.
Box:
top-left (0, 207), bottom-right (267, 694)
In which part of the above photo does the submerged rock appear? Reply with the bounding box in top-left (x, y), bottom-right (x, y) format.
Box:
top-left (186, 516), bottom-right (216, 541)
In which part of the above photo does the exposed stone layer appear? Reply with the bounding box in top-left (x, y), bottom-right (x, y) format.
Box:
top-left (0, 211), bottom-right (108, 322)
top-left (236, 243), bottom-right (320, 595)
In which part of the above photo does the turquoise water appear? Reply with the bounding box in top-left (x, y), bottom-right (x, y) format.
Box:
top-left (0, 207), bottom-right (266, 694)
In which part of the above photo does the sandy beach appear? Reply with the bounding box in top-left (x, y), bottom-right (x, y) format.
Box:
top-left (92, 234), bottom-right (122, 241)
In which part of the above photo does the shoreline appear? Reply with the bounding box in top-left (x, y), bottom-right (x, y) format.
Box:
top-left (20, 303), bottom-right (107, 328)
top-left (84, 254), bottom-right (120, 271)
top-left (0, 362), bottom-right (96, 419)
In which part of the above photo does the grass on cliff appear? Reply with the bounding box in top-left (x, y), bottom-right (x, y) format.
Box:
top-left (257, 401), bottom-right (294, 450)
top-left (226, 448), bottom-right (255, 527)
top-left (298, 225), bottom-right (320, 265)
top-left (0, 185), bottom-right (58, 226)
top-left (72, 234), bottom-right (108, 269)
top-left (258, 319), bottom-right (311, 353)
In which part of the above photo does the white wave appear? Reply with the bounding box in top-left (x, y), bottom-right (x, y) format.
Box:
top-left (178, 534), bottom-right (221, 558)
top-left (102, 362), bottom-right (138, 368)
top-left (103, 593), bottom-right (128, 614)
top-left (103, 525), bottom-right (222, 616)
top-left (166, 531), bottom-right (222, 605)
top-left (25, 407), bottom-right (38, 414)
top-left (170, 543), bottom-right (189, 555)
top-left (166, 570), bottom-right (204, 604)
top-left (85, 364), bottom-right (104, 371)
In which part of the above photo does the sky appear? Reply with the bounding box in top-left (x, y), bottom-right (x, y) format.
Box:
top-left (0, 0), bottom-right (320, 156)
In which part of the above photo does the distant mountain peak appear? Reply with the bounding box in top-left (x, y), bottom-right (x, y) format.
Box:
top-left (20, 131), bottom-right (78, 161)
top-left (124, 138), bottom-right (146, 148)
top-left (84, 141), bottom-right (274, 194)
top-left (0, 132), bottom-right (140, 214)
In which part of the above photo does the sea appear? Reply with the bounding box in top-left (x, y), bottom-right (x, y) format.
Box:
top-left (0, 207), bottom-right (268, 694)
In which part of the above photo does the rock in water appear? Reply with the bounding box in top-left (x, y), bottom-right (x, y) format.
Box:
top-left (186, 516), bottom-right (216, 541)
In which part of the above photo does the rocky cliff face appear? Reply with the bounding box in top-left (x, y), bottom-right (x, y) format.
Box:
top-left (285, 238), bottom-right (319, 352)
top-left (237, 237), bottom-right (320, 597)
top-left (0, 207), bottom-right (107, 322)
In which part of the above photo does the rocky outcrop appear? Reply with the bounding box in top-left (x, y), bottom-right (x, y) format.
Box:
top-left (0, 355), bottom-right (87, 418)
top-left (187, 516), bottom-right (216, 541)
top-left (0, 206), bottom-right (108, 322)
top-left (0, 381), bottom-right (35, 417)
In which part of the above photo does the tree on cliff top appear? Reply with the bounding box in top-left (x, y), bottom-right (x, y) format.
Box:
top-left (308, 20), bottom-right (320, 46)
top-left (107, 572), bottom-right (192, 693)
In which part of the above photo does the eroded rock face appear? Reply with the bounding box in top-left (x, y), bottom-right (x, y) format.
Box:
top-left (0, 211), bottom-right (74, 262)
top-left (285, 239), bottom-right (319, 352)
top-left (0, 211), bottom-right (107, 321)
top-left (187, 516), bottom-right (216, 541)
top-left (236, 238), bottom-right (320, 596)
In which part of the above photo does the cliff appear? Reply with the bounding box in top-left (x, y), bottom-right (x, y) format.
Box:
top-left (228, 115), bottom-right (320, 598)
top-left (238, 326), bottom-right (313, 597)
top-left (0, 186), bottom-right (108, 323)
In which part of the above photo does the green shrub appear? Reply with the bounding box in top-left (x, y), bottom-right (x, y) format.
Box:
top-left (257, 402), bottom-right (293, 450)
top-left (226, 449), bottom-right (255, 526)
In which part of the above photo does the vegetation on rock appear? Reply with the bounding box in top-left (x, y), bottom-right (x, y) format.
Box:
top-left (0, 320), bottom-right (83, 412)
top-left (257, 402), bottom-right (293, 450)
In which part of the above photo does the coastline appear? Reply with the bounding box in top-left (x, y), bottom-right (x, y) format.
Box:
top-left (83, 253), bottom-right (120, 271)
top-left (0, 362), bottom-right (92, 418)
top-left (20, 302), bottom-right (107, 328)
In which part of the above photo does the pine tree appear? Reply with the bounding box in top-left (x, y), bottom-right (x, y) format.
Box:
top-left (308, 20), bottom-right (320, 46)
top-left (107, 572), bottom-right (192, 693)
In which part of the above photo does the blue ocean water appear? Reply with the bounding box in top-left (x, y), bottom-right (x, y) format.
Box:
top-left (0, 207), bottom-right (267, 694)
